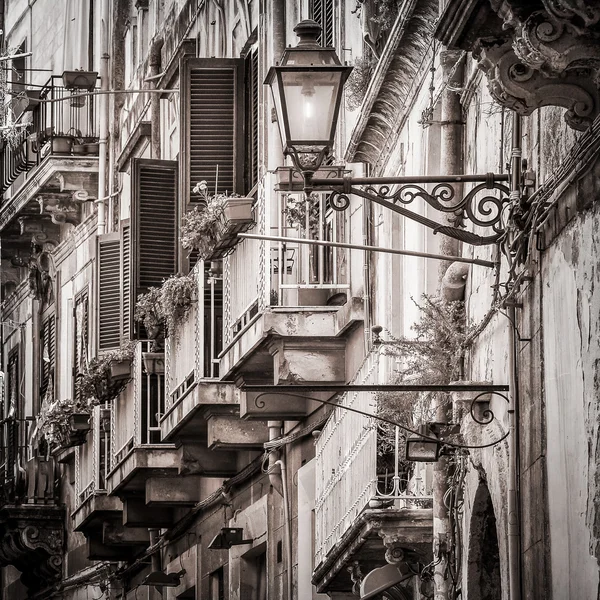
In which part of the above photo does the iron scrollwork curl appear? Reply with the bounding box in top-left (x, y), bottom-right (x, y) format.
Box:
top-left (329, 190), bottom-right (351, 211)
top-left (469, 391), bottom-right (510, 425)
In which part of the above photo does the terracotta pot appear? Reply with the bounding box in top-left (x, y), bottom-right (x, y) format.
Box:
top-left (222, 197), bottom-right (254, 222)
top-left (51, 136), bottom-right (73, 154)
top-left (62, 70), bottom-right (98, 90)
top-left (69, 413), bottom-right (91, 431)
top-left (110, 359), bottom-right (132, 381)
top-left (142, 352), bottom-right (165, 375)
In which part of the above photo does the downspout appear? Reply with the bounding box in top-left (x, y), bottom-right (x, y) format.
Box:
top-left (434, 48), bottom-right (465, 600)
top-left (267, 421), bottom-right (292, 599)
top-left (275, 457), bottom-right (293, 600)
top-left (506, 113), bottom-right (522, 600)
top-left (149, 38), bottom-right (163, 160)
top-left (97, 0), bottom-right (110, 235)
top-left (268, 0), bottom-right (285, 172)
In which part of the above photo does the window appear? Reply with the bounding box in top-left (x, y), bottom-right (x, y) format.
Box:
top-left (180, 58), bottom-right (245, 205)
top-left (73, 291), bottom-right (90, 403)
top-left (310, 0), bottom-right (335, 47)
top-left (210, 567), bottom-right (225, 600)
top-left (40, 315), bottom-right (56, 403)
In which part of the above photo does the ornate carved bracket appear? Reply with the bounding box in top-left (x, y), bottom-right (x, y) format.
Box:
top-left (37, 192), bottom-right (85, 225)
top-left (0, 506), bottom-right (64, 593)
top-left (435, 0), bottom-right (600, 130)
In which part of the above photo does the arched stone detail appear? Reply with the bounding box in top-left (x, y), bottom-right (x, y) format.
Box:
top-left (466, 481), bottom-right (502, 600)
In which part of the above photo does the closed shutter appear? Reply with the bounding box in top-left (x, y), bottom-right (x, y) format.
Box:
top-left (98, 234), bottom-right (121, 351)
top-left (122, 223), bottom-right (131, 339)
top-left (181, 58), bottom-right (245, 205)
top-left (73, 291), bottom-right (89, 403)
top-left (40, 315), bottom-right (56, 400)
top-left (132, 159), bottom-right (178, 294)
top-left (311, 0), bottom-right (335, 47)
top-left (245, 48), bottom-right (259, 194)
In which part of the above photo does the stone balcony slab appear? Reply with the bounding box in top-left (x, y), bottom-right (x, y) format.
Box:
top-left (312, 508), bottom-right (433, 594)
top-left (160, 380), bottom-right (239, 441)
top-left (106, 444), bottom-right (179, 497)
top-left (72, 492), bottom-right (123, 532)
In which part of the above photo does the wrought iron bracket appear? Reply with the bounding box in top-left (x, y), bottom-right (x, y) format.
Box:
top-left (284, 145), bottom-right (513, 247)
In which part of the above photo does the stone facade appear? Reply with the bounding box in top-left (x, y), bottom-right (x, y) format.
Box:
top-left (0, 1), bottom-right (599, 599)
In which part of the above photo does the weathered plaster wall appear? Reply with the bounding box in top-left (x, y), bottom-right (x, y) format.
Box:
top-left (542, 199), bottom-right (600, 599)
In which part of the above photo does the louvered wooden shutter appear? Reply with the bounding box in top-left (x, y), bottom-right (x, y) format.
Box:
top-left (181, 58), bottom-right (245, 205)
top-left (245, 48), bottom-right (259, 194)
top-left (311, 0), bottom-right (335, 47)
top-left (132, 158), bottom-right (178, 302)
top-left (121, 223), bottom-right (131, 339)
top-left (73, 291), bottom-right (89, 403)
top-left (40, 315), bottom-right (56, 399)
top-left (98, 234), bottom-right (121, 351)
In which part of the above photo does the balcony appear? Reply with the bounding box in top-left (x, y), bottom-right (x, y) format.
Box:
top-left (218, 173), bottom-right (363, 404)
top-left (107, 342), bottom-right (178, 499)
top-left (0, 76), bottom-right (100, 234)
top-left (0, 427), bottom-right (65, 595)
top-left (312, 353), bottom-right (433, 594)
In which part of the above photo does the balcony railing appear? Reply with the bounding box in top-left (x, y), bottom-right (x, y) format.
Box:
top-left (1, 76), bottom-right (100, 195)
top-left (110, 341), bottom-right (166, 471)
top-left (223, 176), bottom-right (350, 346)
top-left (0, 419), bottom-right (58, 506)
top-left (165, 263), bottom-right (222, 412)
top-left (314, 351), bottom-right (433, 567)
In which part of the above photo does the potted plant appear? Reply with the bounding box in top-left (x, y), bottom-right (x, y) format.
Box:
top-left (158, 273), bottom-right (197, 338)
top-left (142, 352), bottom-right (165, 375)
top-left (38, 397), bottom-right (92, 449)
top-left (134, 286), bottom-right (165, 339)
top-left (180, 180), bottom-right (254, 261)
top-left (78, 342), bottom-right (136, 404)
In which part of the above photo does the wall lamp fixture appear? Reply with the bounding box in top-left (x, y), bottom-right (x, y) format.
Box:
top-left (266, 20), bottom-right (522, 248)
top-left (405, 423), bottom-right (461, 462)
top-left (208, 527), bottom-right (253, 550)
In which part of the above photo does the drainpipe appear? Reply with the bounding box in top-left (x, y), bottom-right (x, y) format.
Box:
top-left (267, 421), bottom-right (292, 599)
top-left (268, 0), bottom-right (285, 171)
top-left (275, 457), bottom-right (293, 600)
top-left (149, 38), bottom-right (163, 160)
top-left (434, 48), bottom-right (465, 600)
top-left (96, 0), bottom-right (110, 235)
top-left (506, 113), bottom-right (522, 600)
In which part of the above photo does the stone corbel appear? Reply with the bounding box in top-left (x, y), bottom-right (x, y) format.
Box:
top-left (18, 217), bottom-right (60, 250)
top-left (38, 192), bottom-right (85, 225)
top-left (541, 0), bottom-right (600, 34)
top-left (478, 38), bottom-right (598, 130)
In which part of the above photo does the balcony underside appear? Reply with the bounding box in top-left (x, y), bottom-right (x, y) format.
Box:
top-left (106, 445), bottom-right (179, 496)
top-left (0, 155), bottom-right (98, 231)
top-left (313, 508), bottom-right (433, 594)
top-left (0, 504), bottom-right (65, 594)
top-left (72, 492), bottom-right (123, 533)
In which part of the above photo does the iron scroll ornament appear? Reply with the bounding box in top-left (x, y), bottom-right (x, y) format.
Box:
top-left (252, 390), bottom-right (510, 451)
top-left (325, 180), bottom-right (511, 247)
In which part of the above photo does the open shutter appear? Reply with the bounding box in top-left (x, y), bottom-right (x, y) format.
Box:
top-left (311, 0), bottom-right (335, 47)
top-left (40, 315), bottom-right (56, 400)
top-left (132, 159), bottom-right (178, 334)
top-left (245, 48), bottom-right (259, 194)
top-left (121, 222), bottom-right (131, 339)
top-left (181, 58), bottom-right (245, 205)
top-left (98, 233), bottom-right (121, 351)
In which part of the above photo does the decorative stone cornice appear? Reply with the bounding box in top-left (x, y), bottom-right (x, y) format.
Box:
top-left (435, 0), bottom-right (600, 130)
top-left (0, 505), bottom-right (65, 594)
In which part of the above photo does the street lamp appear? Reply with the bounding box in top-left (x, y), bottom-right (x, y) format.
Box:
top-left (266, 21), bottom-right (521, 248)
top-left (265, 20), bottom-right (352, 183)
top-left (405, 424), bottom-right (442, 463)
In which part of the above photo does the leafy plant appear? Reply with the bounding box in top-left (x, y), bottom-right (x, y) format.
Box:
top-left (158, 273), bottom-right (197, 337)
top-left (134, 286), bottom-right (164, 335)
top-left (38, 395), bottom-right (90, 449)
top-left (345, 54), bottom-right (377, 111)
top-left (376, 296), bottom-right (467, 464)
top-left (180, 180), bottom-right (240, 259)
top-left (371, 0), bottom-right (400, 33)
top-left (284, 193), bottom-right (321, 236)
top-left (135, 273), bottom-right (197, 341)
top-left (78, 341), bottom-right (136, 404)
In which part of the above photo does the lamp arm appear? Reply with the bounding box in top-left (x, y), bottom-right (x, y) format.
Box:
top-left (321, 185), bottom-right (504, 247)
top-left (253, 391), bottom-right (510, 450)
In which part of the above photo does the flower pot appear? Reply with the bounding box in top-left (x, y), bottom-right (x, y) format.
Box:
top-left (51, 136), bottom-right (73, 154)
top-left (110, 359), bottom-right (132, 381)
top-left (142, 352), bottom-right (165, 375)
top-left (222, 197), bottom-right (254, 223)
top-left (70, 413), bottom-right (91, 431)
top-left (62, 70), bottom-right (98, 90)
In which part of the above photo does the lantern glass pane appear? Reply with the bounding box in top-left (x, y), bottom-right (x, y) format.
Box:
top-left (406, 439), bottom-right (439, 462)
top-left (269, 74), bottom-right (287, 146)
top-left (280, 70), bottom-right (342, 144)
